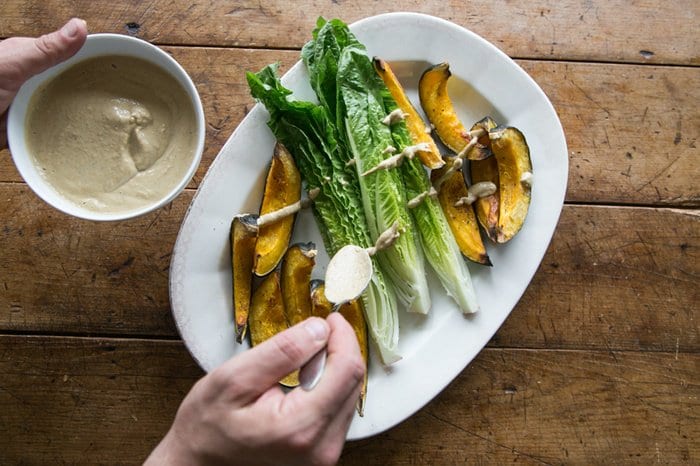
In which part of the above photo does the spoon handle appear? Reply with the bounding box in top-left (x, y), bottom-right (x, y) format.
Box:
top-left (299, 348), bottom-right (326, 391)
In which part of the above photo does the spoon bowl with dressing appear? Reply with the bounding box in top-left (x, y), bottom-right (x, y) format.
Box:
top-left (300, 222), bottom-right (402, 391)
top-left (7, 33), bottom-right (205, 221)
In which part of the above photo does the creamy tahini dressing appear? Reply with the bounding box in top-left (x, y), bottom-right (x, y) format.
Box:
top-left (325, 245), bottom-right (373, 304)
top-left (25, 55), bottom-right (198, 214)
top-left (325, 222), bottom-right (401, 304)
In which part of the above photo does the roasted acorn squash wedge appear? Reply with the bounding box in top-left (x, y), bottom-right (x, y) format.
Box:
top-left (418, 63), bottom-right (488, 160)
top-left (336, 297), bottom-right (369, 416)
top-left (281, 242), bottom-right (317, 327)
top-left (470, 156), bottom-right (500, 243)
top-left (468, 116), bottom-right (498, 160)
top-left (490, 126), bottom-right (533, 243)
top-left (310, 279), bottom-right (333, 318)
top-left (469, 117), bottom-right (500, 243)
top-left (373, 58), bottom-right (444, 170)
top-left (249, 269), bottom-right (299, 388)
top-left (230, 214), bottom-right (258, 343)
top-left (254, 144), bottom-right (301, 277)
top-left (309, 279), bottom-right (368, 416)
top-left (431, 167), bottom-right (491, 265)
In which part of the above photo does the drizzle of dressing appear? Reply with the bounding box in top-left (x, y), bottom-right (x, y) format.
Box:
top-left (432, 157), bottom-right (463, 192)
top-left (407, 186), bottom-right (438, 209)
top-left (361, 143), bottom-right (431, 176)
top-left (381, 108), bottom-right (408, 126)
top-left (256, 188), bottom-right (319, 227)
top-left (455, 181), bottom-right (497, 207)
top-left (365, 221), bottom-right (402, 256)
top-left (456, 128), bottom-right (485, 158)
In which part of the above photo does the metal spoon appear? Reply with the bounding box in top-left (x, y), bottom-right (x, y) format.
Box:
top-left (299, 222), bottom-right (401, 390)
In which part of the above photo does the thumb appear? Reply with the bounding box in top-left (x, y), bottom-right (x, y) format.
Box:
top-left (0, 18), bottom-right (87, 148)
top-left (0, 18), bottom-right (88, 96)
top-left (212, 317), bottom-right (330, 406)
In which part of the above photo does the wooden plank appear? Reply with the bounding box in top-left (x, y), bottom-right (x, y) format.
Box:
top-left (0, 1), bottom-right (698, 65)
top-left (2, 47), bottom-right (696, 206)
top-left (0, 184), bottom-right (188, 337)
top-left (343, 348), bottom-right (700, 465)
top-left (0, 336), bottom-right (202, 464)
top-left (0, 183), bottom-right (697, 352)
top-left (521, 61), bottom-right (700, 207)
top-left (0, 336), bottom-right (697, 464)
top-left (492, 205), bottom-right (699, 353)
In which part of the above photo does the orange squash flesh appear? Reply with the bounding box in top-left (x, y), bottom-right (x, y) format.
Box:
top-left (431, 168), bottom-right (491, 265)
top-left (310, 280), bottom-right (333, 318)
top-left (309, 280), bottom-right (368, 415)
top-left (248, 270), bottom-right (299, 388)
top-left (281, 242), bottom-right (316, 327)
top-left (490, 126), bottom-right (533, 243)
top-left (468, 117), bottom-right (500, 243)
top-left (418, 63), bottom-right (488, 160)
top-left (254, 144), bottom-right (301, 276)
top-left (373, 58), bottom-right (444, 170)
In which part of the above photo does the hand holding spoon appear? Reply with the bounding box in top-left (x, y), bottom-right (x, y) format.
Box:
top-left (299, 222), bottom-right (402, 390)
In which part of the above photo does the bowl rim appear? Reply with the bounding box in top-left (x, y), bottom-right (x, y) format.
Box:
top-left (7, 33), bottom-right (206, 222)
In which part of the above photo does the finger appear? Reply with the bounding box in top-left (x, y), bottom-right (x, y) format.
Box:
top-left (312, 378), bottom-right (363, 462)
top-left (20, 18), bottom-right (88, 79)
top-left (283, 313), bottom-right (365, 417)
top-left (0, 19), bottom-right (87, 94)
top-left (212, 317), bottom-right (330, 405)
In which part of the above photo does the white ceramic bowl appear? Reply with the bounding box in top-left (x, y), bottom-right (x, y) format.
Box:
top-left (7, 33), bottom-right (205, 221)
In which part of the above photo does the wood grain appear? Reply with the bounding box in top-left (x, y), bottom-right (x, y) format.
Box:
top-left (0, 183), bottom-right (697, 352)
top-left (0, 184), bottom-right (188, 337)
top-left (2, 48), bottom-right (696, 206)
top-left (493, 205), bottom-right (699, 353)
top-left (0, 335), bottom-right (696, 464)
top-left (0, 1), bottom-right (698, 65)
top-left (343, 348), bottom-right (699, 465)
top-left (522, 61), bottom-right (700, 207)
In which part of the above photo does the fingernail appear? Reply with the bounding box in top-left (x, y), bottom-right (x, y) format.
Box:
top-left (304, 318), bottom-right (328, 341)
top-left (61, 18), bottom-right (81, 38)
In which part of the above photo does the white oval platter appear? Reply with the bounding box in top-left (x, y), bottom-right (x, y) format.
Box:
top-left (170, 12), bottom-right (568, 440)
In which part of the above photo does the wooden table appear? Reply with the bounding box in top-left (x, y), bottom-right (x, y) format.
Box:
top-left (1, 2), bottom-right (698, 464)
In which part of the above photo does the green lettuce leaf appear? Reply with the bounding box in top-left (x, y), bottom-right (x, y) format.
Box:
top-left (247, 65), bottom-right (401, 363)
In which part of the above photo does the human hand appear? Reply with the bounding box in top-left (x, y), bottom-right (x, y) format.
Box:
top-left (145, 313), bottom-right (365, 466)
top-left (0, 18), bottom-right (88, 148)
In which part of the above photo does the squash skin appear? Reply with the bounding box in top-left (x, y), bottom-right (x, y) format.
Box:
top-left (418, 63), bottom-right (488, 160)
top-left (469, 117), bottom-right (500, 243)
top-left (249, 269), bottom-right (299, 387)
top-left (281, 242), bottom-right (316, 327)
top-left (490, 126), bottom-right (533, 243)
top-left (373, 58), bottom-right (444, 169)
top-left (431, 166), bottom-right (491, 265)
top-left (230, 214), bottom-right (258, 343)
top-left (254, 144), bottom-right (301, 276)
